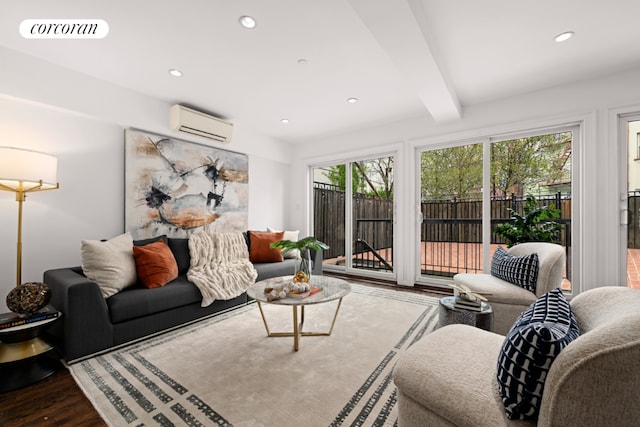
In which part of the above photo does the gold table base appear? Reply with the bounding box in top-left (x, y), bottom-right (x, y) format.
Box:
top-left (0, 337), bottom-right (53, 363)
top-left (255, 298), bottom-right (344, 351)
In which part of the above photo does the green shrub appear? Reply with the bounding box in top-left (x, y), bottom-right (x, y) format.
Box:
top-left (494, 195), bottom-right (561, 247)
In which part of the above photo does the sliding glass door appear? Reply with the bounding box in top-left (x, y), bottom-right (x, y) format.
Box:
top-left (313, 163), bottom-right (346, 269)
top-left (419, 142), bottom-right (483, 278)
top-left (419, 127), bottom-right (576, 290)
top-left (489, 132), bottom-right (573, 291)
top-left (351, 157), bottom-right (394, 273)
top-left (312, 155), bottom-right (395, 278)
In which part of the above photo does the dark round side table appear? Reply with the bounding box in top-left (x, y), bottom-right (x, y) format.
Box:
top-left (0, 314), bottom-right (61, 393)
top-left (438, 296), bottom-right (494, 332)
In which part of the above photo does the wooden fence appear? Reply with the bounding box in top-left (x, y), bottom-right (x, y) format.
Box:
top-left (313, 183), bottom-right (573, 272)
top-left (313, 183), bottom-right (393, 261)
top-left (420, 193), bottom-right (572, 246)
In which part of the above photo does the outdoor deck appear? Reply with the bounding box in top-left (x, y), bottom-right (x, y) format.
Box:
top-left (627, 248), bottom-right (640, 289)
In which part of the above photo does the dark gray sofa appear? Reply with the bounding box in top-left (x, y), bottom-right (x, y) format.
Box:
top-left (43, 236), bottom-right (322, 363)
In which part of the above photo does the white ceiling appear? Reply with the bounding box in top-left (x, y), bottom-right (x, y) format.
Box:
top-left (2, 0), bottom-right (640, 144)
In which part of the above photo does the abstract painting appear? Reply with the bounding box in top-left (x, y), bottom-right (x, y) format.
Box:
top-left (125, 129), bottom-right (249, 239)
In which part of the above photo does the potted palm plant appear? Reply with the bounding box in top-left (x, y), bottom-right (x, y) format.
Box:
top-left (270, 236), bottom-right (329, 279)
top-left (494, 194), bottom-right (562, 247)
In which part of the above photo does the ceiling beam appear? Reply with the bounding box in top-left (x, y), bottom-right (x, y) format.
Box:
top-left (348, 0), bottom-right (461, 121)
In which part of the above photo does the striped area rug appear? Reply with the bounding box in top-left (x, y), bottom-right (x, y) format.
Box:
top-left (68, 283), bottom-right (440, 426)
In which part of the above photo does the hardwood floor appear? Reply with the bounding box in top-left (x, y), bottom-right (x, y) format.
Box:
top-left (0, 278), bottom-right (446, 427)
top-left (0, 358), bottom-right (105, 427)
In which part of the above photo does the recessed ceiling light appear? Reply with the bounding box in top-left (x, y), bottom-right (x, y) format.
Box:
top-left (297, 58), bottom-right (308, 65)
top-left (239, 15), bottom-right (256, 29)
top-left (168, 69), bottom-right (183, 77)
top-left (347, 97), bottom-right (358, 104)
top-left (281, 118), bottom-right (289, 124)
top-left (554, 31), bottom-right (574, 42)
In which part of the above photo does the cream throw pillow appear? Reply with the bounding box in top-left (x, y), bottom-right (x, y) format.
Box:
top-left (267, 227), bottom-right (300, 259)
top-left (81, 232), bottom-right (138, 298)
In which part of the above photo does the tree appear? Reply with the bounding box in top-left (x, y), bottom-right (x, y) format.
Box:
top-left (354, 157), bottom-right (394, 200)
top-left (420, 144), bottom-right (483, 200)
top-left (324, 164), bottom-right (363, 193)
top-left (490, 133), bottom-right (571, 196)
top-left (419, 132), bottom-right (571, 201)
top-left (324, 157), bottom-right (394, 200)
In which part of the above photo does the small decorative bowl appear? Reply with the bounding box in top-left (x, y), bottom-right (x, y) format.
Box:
top-left (6, 282), bottom-right (51, 316)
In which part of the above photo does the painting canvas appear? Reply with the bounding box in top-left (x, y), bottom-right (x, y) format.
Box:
top-left (125, 129), bottom-right (249, 239)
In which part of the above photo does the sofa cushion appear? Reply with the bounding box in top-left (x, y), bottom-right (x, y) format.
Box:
top-left (106, 276), bottom-right (203, 323)
top-left (132, 240), bottom-right (179, 288)
top-left (454, 273), bottom-right (538, 306)
top-left (133, 235), bottom-right (168, 247)
top-left (248, 231), bottom-right (284, 263)
top-left (253, 259), bottom-right (297, 281)
top-left (490, 247), bottom-right (539, 292)
top-left (81, 232), bottom-right (138, 298)
top-left (168, 238), bottom-right (191, 275)
top-left (496, 288), bottom-right (580, 420)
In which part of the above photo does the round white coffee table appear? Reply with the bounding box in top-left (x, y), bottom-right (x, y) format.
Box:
top-left (246, 275), bottom-right (351, 351)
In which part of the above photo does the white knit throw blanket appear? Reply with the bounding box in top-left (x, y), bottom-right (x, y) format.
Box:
top-left (187, 231), bottom-right (258, 307)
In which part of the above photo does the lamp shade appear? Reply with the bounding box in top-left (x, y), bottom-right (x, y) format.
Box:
top-left (0, 147), bottom-right (58, 189)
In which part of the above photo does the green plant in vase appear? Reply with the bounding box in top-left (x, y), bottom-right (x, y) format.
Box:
top-left (494, 194), bottom-right (562, 247)
top-left (270, 236), bottom-right (329, 279)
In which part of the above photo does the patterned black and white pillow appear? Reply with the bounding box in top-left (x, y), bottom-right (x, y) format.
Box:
top-left (511, 286), bottom-right (573, 330)
top-left (496, 289), bottom-right (580, 420)
top-left (490, 247), bottom-right (539, 292)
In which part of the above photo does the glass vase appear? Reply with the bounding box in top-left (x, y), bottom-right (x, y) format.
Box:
top-left (295, 249), bottom-right (312, 279)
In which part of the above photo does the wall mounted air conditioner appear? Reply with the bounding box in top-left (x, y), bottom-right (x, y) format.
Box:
top-left (170, 104), bottom-right (234, 143)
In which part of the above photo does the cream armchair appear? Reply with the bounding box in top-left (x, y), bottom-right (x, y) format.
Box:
top-left (453, 242), bottom-right (565, 335)
top-left (392, 286), bottom-right (640, 427)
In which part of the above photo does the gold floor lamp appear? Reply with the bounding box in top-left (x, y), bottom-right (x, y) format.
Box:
top-left (0, 147), bottom-right (61, 383)
top-left (0, 147), bottom-right (59, 289)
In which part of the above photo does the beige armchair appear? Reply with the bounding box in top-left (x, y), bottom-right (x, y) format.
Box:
top-left (392, 286), bottom-right (640, 427)
top-left (453, 242), bottom-right (565, 335)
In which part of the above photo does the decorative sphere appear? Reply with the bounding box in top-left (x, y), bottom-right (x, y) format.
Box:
top-left (6, 282), bottom-right (51, 315)
top-left (293, 271), bottom-right (309, 283)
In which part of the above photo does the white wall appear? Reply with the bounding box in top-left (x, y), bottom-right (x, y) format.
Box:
top-left (291, 67), bottom-right (640, 293)
top-left (0, 47), bottom-right (293, 312)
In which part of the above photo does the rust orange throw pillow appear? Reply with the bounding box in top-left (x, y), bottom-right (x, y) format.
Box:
top-left (249, 231), bottom-right (285, 263)
top-left (132, 240), bottom-right (179, 288)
